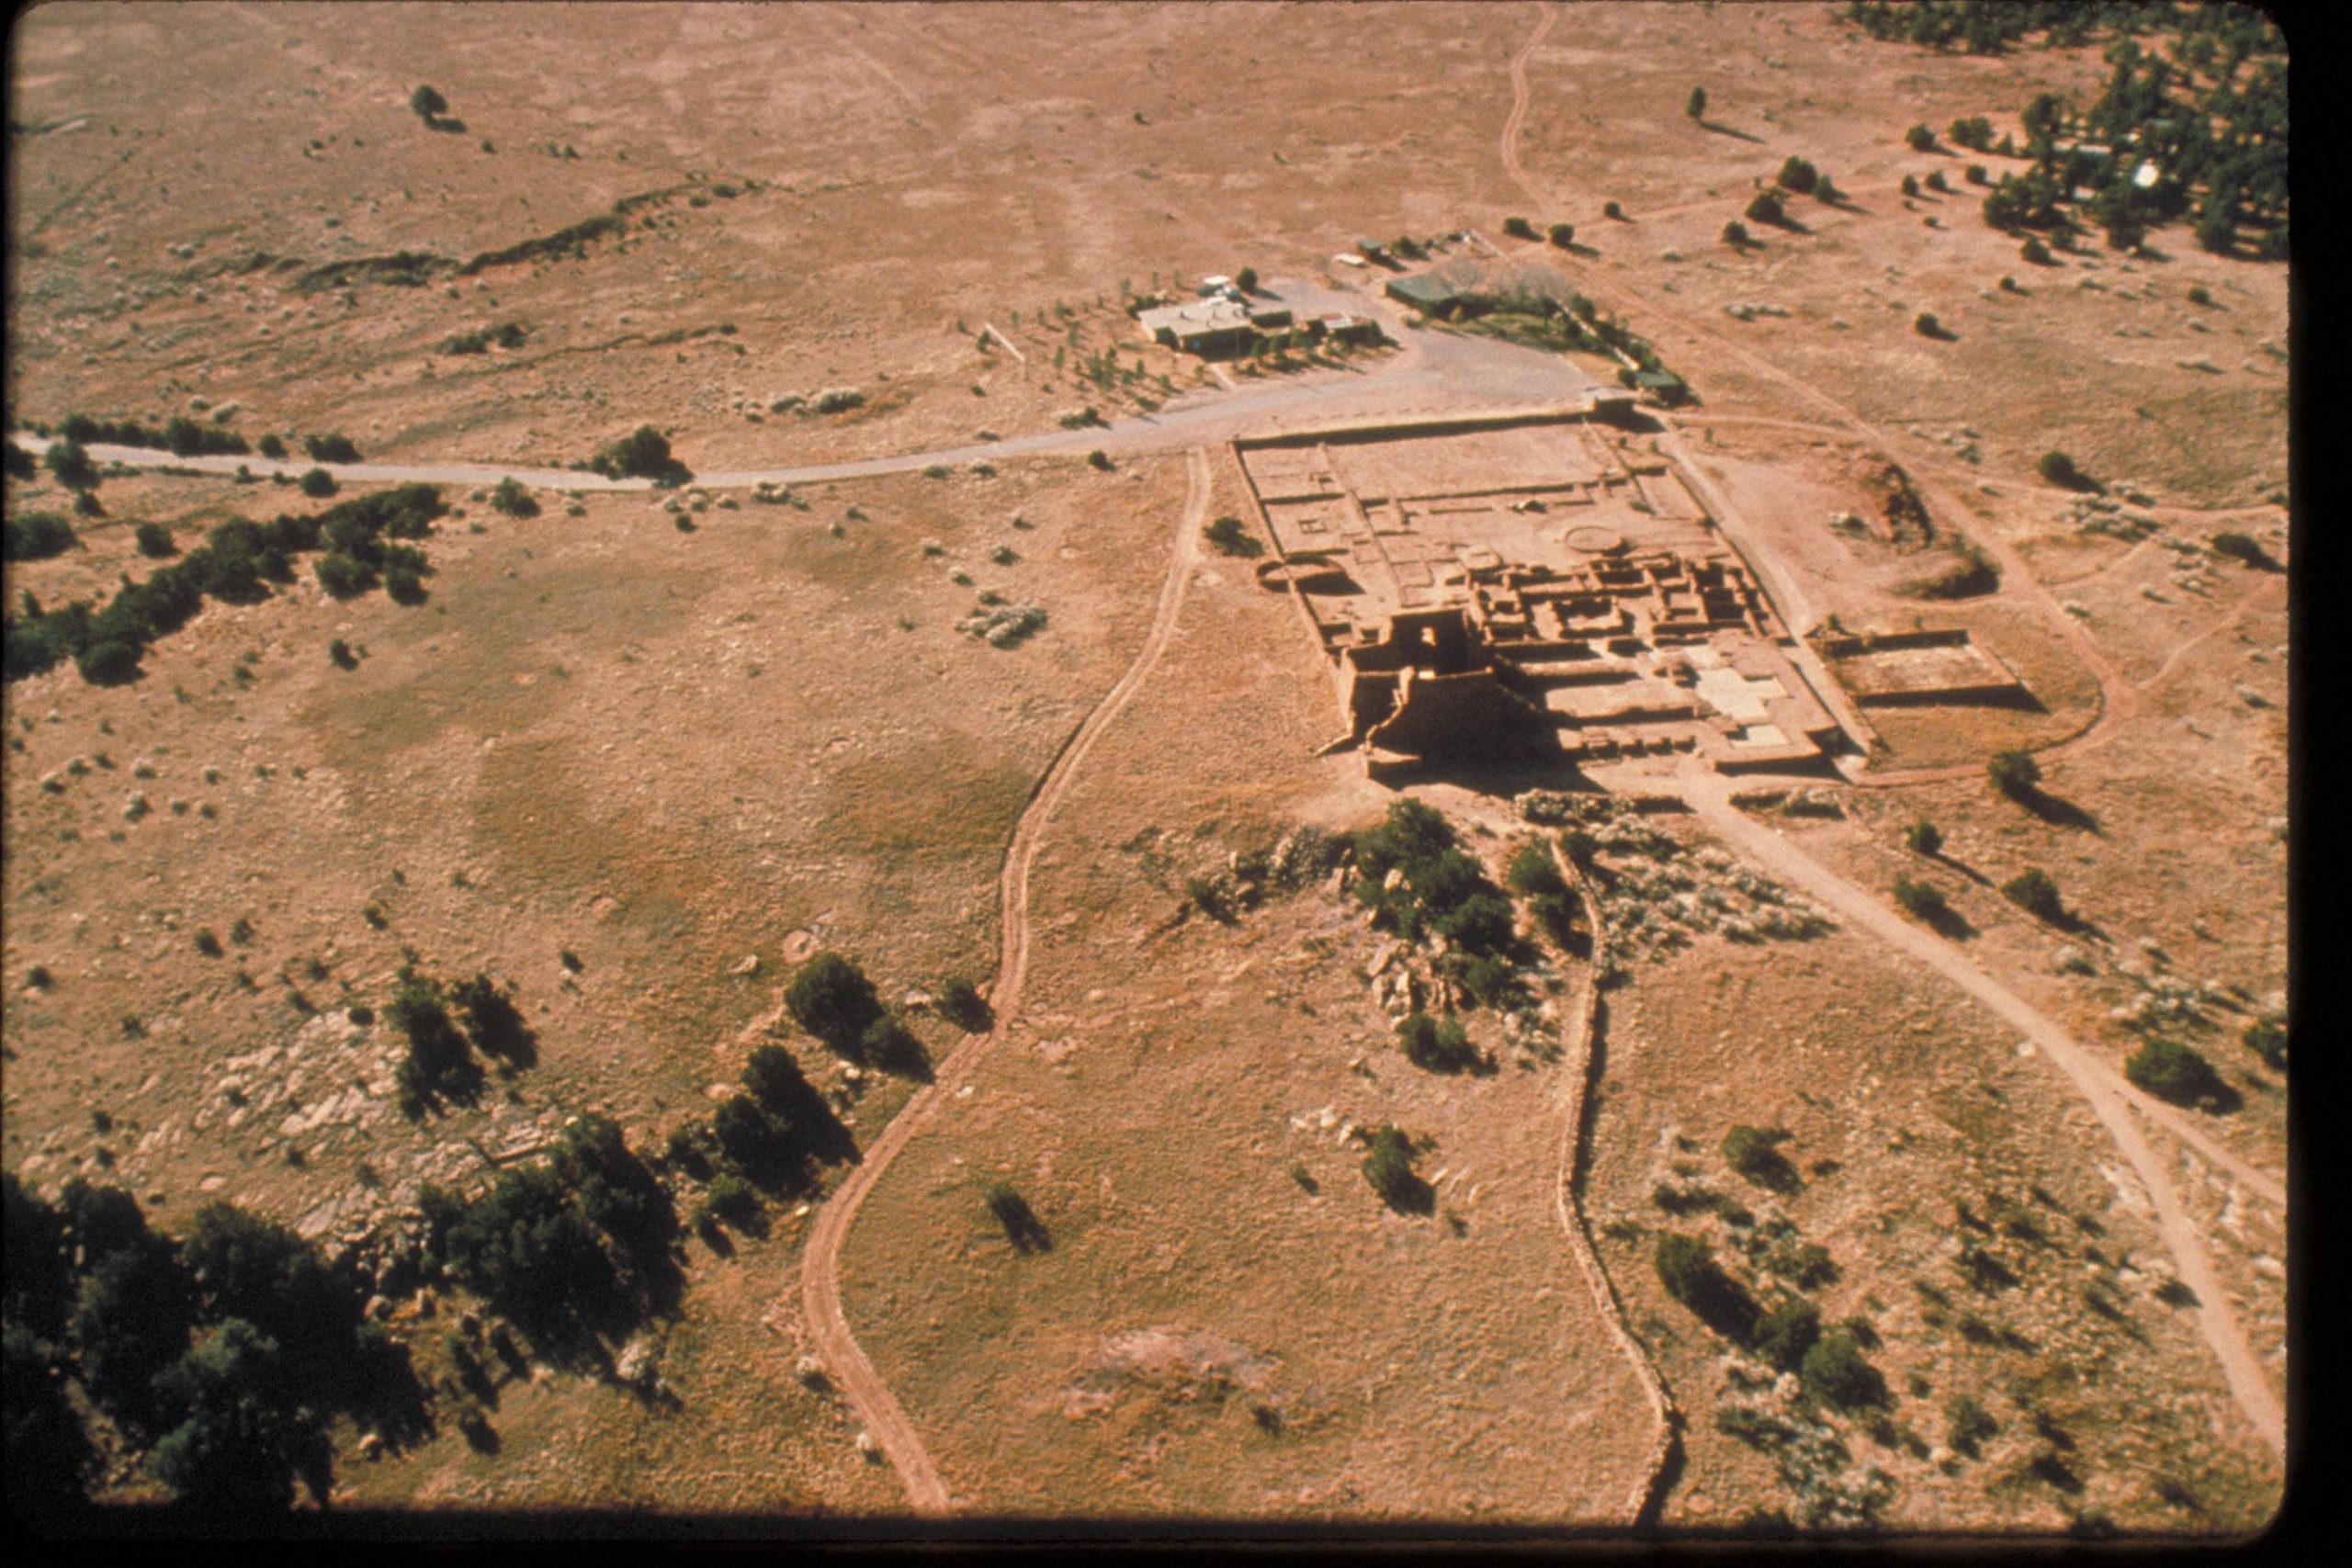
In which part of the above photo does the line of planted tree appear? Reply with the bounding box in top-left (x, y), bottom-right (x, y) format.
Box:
top-left (5, 1172), bottom-right (432, 1521)
top-left (2, 482), bottom-right (446, 686)
top-left (30, 414), bottom-right (367, 465)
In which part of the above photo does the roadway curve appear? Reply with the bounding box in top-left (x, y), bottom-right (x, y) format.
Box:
top-left (797, 448), bottom-right (1213, 1514)
top-left (1490, 5), bottom-right (2141, 778)
top-left (1502, 1), bottom-right (2281, 1462)
top-left (1681, 778), bottom-right (2284, 1458)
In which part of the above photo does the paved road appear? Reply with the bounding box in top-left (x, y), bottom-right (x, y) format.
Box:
top-left (797, 449), bottom-right (1213, 1513)
top-left (5, 283), bottom-right (1593, 495)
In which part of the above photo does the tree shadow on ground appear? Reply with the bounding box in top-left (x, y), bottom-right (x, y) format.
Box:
top-left (1701, 120), bottom-right (1765, 142)
top-left (857, 1020), bottom-right (933, 1083)
top-left (938, 987), bottom-right (995, 1035)
top-left (1916, 900), bottom-right (1979, 941)
top-left (457, 1407), bottom-right (499, 1454)
top-left (986, 1188), bottom-right (1052, 1254)
top-left (1377, 1171), bottom-right (1437, 1217)
top-left (2010, 785), bottom-right (2101, 835)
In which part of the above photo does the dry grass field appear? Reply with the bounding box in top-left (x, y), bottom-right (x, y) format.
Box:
top-left (6, 0), bottom-right (2286, 1540)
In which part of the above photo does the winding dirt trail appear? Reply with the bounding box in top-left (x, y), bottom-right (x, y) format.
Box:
top-left (797, 448), bottom-right (1212, 1514)
top-left (1544, 840), bottom-right (1684, 1527)
top-left (1501, 6), bottom-right (2280, 1465)
top-left (1493, 7), bottom-right (2138, 765)
top-left (1498, 2), bottom-right (1558, 200)
top-left (1681, 778), bottom-right (2284, 1458)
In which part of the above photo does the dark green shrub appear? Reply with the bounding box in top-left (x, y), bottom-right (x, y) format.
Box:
top-left (436, 1163), bottom-right (615, 1333)
top-left (303, 434), bottom-right (360, 464)
top-left (382, 564), bottom-right (426, 605)
top-left (298, 468), bottom-right (336, 498)
top-left (1506, 840), bottom-right (1566, 897)
top-left (1986, 749), bottom-right (2041, 798)
top-left (1361, 1125), bottom-right (1429, 1213)
top-left (591, 425), bottom-right (681, 481)
top-left (178, 1204), bottom-right (356, 1381)
top-left (2000, 868), bottom-right (2064, 923)
top-left (712, 1093), bottom-right (798, 1185)
top-left (1548, 222), bottom-right (1576, 247)
top-left (1745, 189), bottom-right (1785, 224)
top-left (2125, 1039), bottom-right (2232, 1111)
top-left (1234, 266), bottom-right (1259, 292)
top-left (1777, 156), bottom-right (1818, 194)
top-left (44, 441), bottom-right (97, 491)
top-left (314, 553), bottom-right (374, 599)
top-left (1723, 220), bottom-right (1751, 247)
top-left (135, 521), bottom-right (176, 558)
top-left (74, 639), bottom-right (141, 685)
top-left (1203, 515), bottom-right (1261, 556)
top-left (71, 1230), bottom-right (196, 1424)
top-left (410, 85), bottom-right (447, 119)
top-left (2210, 532), bottom-right (2268, 568)
top-left (2241, 1021), bottom-right (2285, 1072)
top-left (257, 434), bottom-right (288, 459)
top-left (162, 417), bottom-right (248, 458)
top-left (704, 1172), bottom-right (761, 1229)
top-left (1914, 312), bottom-right (1946, 338)
top-left (1901, 174), bottom-right (1920, 197)
top-left (2021, 237), bottom-right (2053, 265)
top-left (4, 512), bottom-right (77, 560)
top-left (1945, 1393), bottom-right (1998, 1457)
top-left (150, 1317), bottom-right (327, 1512)
top-left (938, 978), bottom-right (990, 1032)
top-left (448, 972), bottom-right (536, 1067)
top-left (1654, 1233), bottom-right (1758, 1341)
top-left (1800, 1331), bottom-right (1886, 1409)
top-left (1905, 123), bottom-right (1936, 152)
top-left (1723, 1125), bottom-right (1801, 1193)
top-left (1603, 200), bottom-right (1624, 220)
top-left (1686, 85), bottom-right (1707, 120)
top-left (387, 977), bottom-right (477, 1111)
top-left (1396, 1011), bottom-right (1476, 1073)
top-left (490, 477), bottom-right (537, 517)
top-left (1087, 449), bottom-right (1113, 471)
top-left (2036, 450), bottom-right (2089, 490)
top-left (1905, 820), bottom-right (1942, 855)
top-left (1753, 1297), bottom-right (1821, 1373)
top-left (1502, 216), bottom-right (1537, 241)
top-left (786, 952), bottom-right (884, 1050)
top-left (328, 638), bottom-right (356, 670)
top-left (1893, 877), bottom-right (1950, 922)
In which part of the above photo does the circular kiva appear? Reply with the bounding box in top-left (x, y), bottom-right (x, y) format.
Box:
top-left (1254, 556), bottom-right (1352, 592)
top-left (1564, 524), bottom-right (1627, 555)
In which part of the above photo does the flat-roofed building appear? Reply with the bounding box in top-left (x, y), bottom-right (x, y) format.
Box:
top-left (1136, 296), bottom-right (1256, 356)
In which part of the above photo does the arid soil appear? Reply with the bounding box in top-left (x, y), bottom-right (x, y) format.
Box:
top-left (6, 0), bottom-right (2285, 1537)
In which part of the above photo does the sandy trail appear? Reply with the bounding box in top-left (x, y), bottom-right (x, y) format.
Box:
top-left (1681, 777), bottom-right (2284, 1458)
top-left (1498, 6), bottom-right (2279, 1461)
top-left (796, 448), bottom-right (1211, 1514)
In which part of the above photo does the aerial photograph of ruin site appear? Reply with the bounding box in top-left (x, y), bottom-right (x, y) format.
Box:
top-left (1, 0), bottom-right (2292, 1540)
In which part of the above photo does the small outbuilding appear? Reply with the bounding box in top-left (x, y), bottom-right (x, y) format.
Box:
top-left (1385, 274), bottom-right (1466, 315)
